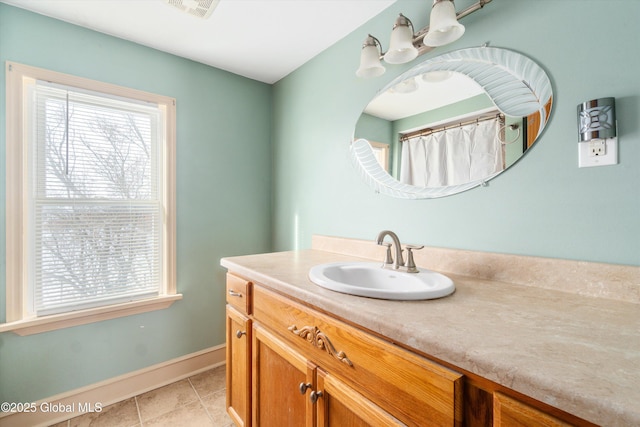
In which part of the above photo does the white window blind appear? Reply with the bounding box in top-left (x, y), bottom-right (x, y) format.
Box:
top-left (29, 82), bottom-right (164, 315)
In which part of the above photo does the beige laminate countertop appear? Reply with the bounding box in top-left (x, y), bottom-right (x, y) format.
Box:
top-left (221, 249), bottom-right (640, 427)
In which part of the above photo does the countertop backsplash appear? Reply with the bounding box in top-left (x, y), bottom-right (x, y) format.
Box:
top-left (311, 235), bottom-right (640, 304)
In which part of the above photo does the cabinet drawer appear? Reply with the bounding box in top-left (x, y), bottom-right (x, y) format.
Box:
top-left (253, 285), bottom-right (463, 427)
top-left (226, 273), bottom-right (252, 314)
top-left (494, 392), bottom-right (572, 427)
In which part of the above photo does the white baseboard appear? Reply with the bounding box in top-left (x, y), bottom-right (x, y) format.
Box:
top-left (0, 345), bottom-right (226, 427)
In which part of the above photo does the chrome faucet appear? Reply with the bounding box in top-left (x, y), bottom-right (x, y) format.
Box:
top-left (375, 230), bottom-right (423, 273)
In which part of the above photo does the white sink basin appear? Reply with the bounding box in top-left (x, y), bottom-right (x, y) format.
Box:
top-left (308, 262), bottom-right (455, 300)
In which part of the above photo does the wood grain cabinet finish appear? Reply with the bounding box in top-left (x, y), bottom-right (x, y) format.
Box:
top-left (316, 368), bottom-right (405, 426)
top-left (493, 393), bottom-right (573, 427)
top-left (225, 274), bottom-right (253, 427)
top-left (226, 273), bottom-right (251, 314)
top-left (225, 273), bottom-right (593, 427)
top-left (246, 280), bottom-right (462, 426)
top-left (252, 325), bottom-right (312, 426)
top-left (252, 312), bottom-right (413, 427)
top-left (226, 305), bottom-right (251, 426)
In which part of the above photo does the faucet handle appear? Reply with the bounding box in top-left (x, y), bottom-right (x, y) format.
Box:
top-left (405, 245), bottom-right (424, 273)
top-left (379, 242), bottom-right (394, 266)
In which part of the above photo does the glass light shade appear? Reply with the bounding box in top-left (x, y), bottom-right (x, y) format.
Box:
top-left (384, 17), bottom-right (418, 64)
top-left (422, 70), bottom-right (453, 83)
top-left (356, 43), bottom-right (385, 78)
top-left (423, 0), bottom-right (465, 47)
top-left (391, 77), bottom-right (418, 94)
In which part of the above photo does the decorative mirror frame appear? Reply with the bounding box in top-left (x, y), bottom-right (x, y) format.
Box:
top-left (350, 46), bottom-right (553, 199)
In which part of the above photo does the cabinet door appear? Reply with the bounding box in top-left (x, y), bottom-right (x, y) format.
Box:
top-left (227, 306), bottom-right (251, 427)
top-left (253, 324), bottom-right (316, 427)
top-left (316, 368), bottom-right (403, 427)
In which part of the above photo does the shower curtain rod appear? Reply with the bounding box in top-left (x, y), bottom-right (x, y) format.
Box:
top-left (400, 111), bottom-right (504, 141)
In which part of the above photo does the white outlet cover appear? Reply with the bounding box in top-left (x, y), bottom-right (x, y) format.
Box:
top-left (578, 138), bottom-right (618, 168)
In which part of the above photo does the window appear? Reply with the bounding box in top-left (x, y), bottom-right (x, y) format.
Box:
top-left (3, 62), bottom-right (180, 335)
top-left (368, 141), bottom-right (390, 172)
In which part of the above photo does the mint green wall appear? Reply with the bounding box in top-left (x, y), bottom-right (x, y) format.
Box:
top-left (272, 0), bottom-right (640, 266)
top-left (355, 113), bottom-right (393, 146)
top-left (0, 4), bottom-right (272, 402)
top-left (1, 0), bottom-right (639, 407)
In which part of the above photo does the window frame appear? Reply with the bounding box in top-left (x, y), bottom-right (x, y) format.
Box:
top-left (3, 62), bottom-right (180, 336)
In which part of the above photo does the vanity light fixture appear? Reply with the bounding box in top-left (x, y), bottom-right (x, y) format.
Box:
top-left (356, 0), bottom-right (492, 78)
top-left (577, 97), bottom-right (618, 167)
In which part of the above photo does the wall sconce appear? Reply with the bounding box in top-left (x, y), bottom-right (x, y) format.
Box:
top-left (356, 0), bottom-right (492, 78)
top-left (577, 97), bottom-right (618, 167)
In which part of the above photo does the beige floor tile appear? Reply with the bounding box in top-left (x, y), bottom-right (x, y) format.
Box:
top-left (200, 389), bottom-right (233, 425)
top-left (143, 400), bottom-right (213, 426)
top-left (136, 379), bottom-right (199, 421)
top-left (68, 398), bottom-right (140, 427)
top-left (189, 365), bottom-right (226, 396)
top-left (47, 368), bottom-right (229, 427)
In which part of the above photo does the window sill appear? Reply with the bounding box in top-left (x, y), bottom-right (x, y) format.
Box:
top-left (0, 294), bottom-right (183, 336)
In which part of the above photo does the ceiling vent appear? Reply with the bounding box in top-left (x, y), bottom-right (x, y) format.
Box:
top-left (165, 0), bottom-right (220, 19)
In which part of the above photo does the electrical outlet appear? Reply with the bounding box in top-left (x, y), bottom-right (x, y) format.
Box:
top-left (579, 138), bottom-right (618, 168)
top-left (589, 140), bottom-right (606, 157)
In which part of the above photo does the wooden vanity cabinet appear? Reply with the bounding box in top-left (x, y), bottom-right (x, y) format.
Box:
top-left (225, 272), bottom-right (591, 427)
top-left (244, 279), bottom-right (463, 426)
top-left (226, 274), bottom-right (252, 427)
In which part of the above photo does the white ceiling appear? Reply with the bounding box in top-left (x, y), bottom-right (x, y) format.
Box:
top-left (366, 72), bottom-right (486, 121)
top-left (1, 0), bottom-right (396, 84)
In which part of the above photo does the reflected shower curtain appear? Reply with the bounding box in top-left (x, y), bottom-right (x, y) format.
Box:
top-left (400, 119), bottom-right (503, 187)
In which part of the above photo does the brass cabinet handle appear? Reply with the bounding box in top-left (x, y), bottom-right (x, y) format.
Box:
top-left (235, 330), bottom-right (246, 338)
top-left (228, 290), bottom-right (243, 297)
top-left (310, 391), bottom-right (323, 404)
top-left (288, 325), bottom-right (353, 367)
top-left (299, 382), bottom-right (312, 395)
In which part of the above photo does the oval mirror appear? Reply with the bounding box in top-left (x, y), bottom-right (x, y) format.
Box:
top-left (352, 47), bottom-right (553, 199)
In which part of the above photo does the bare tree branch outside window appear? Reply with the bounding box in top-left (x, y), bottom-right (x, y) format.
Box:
top-left (35, 93), bottom-right (160, 312)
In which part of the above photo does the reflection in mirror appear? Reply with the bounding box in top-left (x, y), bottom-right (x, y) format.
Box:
top-left (351, 47), bottom-right (553, 199)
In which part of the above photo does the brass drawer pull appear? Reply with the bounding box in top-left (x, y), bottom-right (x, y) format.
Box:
top-left (228, 290), bottom-right (243, 297)
top-left (288, 325), bottom-right (353, 367)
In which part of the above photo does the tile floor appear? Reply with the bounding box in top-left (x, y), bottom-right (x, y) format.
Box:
top-left (49, 365), bottom-right (233, 427)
